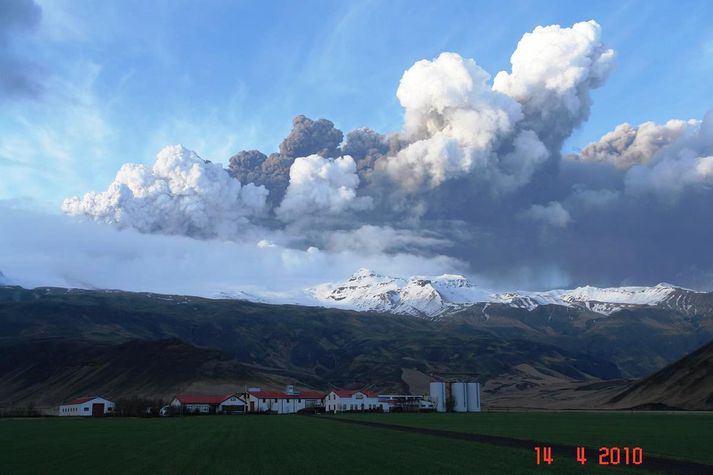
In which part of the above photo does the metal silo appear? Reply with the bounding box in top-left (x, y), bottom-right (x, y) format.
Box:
top-left (429, 382), bottom-right (446, 412)
top-left (452, 382), bottom-right (468, 412)
top-left (466, 382), bottom-right (481, 412)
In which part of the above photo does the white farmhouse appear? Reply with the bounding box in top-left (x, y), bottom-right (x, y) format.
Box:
top-left (59, 396), bottom-right (115, 417)
top-left (245, 388), bottom-right (324, 414)
top-left (324, 390), bottom-right (380, 412)
top-left (170, 393), bottom-right (245, 414)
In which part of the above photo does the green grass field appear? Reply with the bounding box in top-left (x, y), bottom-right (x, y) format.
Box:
top-left (0, 414), bottom-right (661, 474)
top-left (342, 411), bottom-right (713, 465)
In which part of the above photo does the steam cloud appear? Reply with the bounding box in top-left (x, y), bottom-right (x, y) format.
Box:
top-left (59, 20), bottom-right (713, 290)
top-left (575, 120), bottom-right (698, 169)
top-left (63, 145), bottom-right (268, 239)
top-left (276, 155), bottom-right (371, 220)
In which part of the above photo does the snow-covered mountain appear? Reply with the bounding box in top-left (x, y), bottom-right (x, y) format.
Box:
top-left (309, 268), bottom-right (493, 317)
top-left (308, 268), bottom-right (701, 318)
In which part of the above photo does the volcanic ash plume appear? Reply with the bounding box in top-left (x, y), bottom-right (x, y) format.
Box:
top-left (276, 154), bottom-right (371, 220)
top-left (63, 145), bottom-right (268, 239)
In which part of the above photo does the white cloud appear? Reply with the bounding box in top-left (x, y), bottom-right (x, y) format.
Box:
top-left (493, 20), bottom-right (615, 147)
top-left (276, 154), bottom-right (371, 219)
top-left (380, 52), bottom-right (527, 191)
top-left (63, 144), bottom-right (268, 238)
top-left (0, 206), bottom-right (463, 300)
top-left (378, 19), bottom-right (613, 194)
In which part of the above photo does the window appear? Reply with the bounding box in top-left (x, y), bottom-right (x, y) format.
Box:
top-left (274, 399), bottom-right (278, 403)
top-left (84, 407), bottom-right (89, 412)
top-left (298, 399), bottom-right (301, 403)
top-left (262, 399), bottom-right (266, 403)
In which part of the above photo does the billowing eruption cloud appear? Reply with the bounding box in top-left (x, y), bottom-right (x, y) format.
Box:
top-left (378, 52), bottom-right (547, 192)
top-left (493, 20), bottom-right (615, 149)
top-left (60, 20), bottom-right (713, 290)
top-left (276, 154), bottom-right (371, 220)
top-left (279, 115), bottom-right (343, 158)
top-left (224, 21), bottom-right (611, 202)
top-left (228, 115), bottom-right (344, 205)
top-left (623, 112), bottom-right (713, 197)
top-left (63, 145), bottom-right (268, 239)
top-left (575, 119), bottom-right (699, 169)
top-left (341, 127), bottom-right (391, 179)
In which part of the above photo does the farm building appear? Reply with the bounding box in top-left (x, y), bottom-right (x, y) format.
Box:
top-left (59, 396), bottom-right (114, 417)
top-left (245, 387), bottom-right (325, 414)
top-left (170, 393), bottom-right (245, 414)
top-left (378, 394), bottom-right (434, 412)
top-left (429, 381), bottom-right (481, 412)
top-left (324, 390), bottom-right (380, 412)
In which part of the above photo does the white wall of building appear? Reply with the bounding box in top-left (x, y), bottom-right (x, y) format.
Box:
top-left (219, 395), bottom-right (245, 413)
top-left (59, 397), bottom-right (114, 417)
top-left (246, 393), bottom-right (316, 414)
top-left (324, 391), bottom-right (380, 412)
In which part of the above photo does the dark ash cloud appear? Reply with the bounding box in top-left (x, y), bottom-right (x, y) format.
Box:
top-left (279, 115), bottom-right (343, 158)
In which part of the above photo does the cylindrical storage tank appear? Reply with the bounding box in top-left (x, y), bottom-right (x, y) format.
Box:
top-left (466, 382), bottom-right (481, 412)
top-left (452, 382), bottom-right (467, 412)
top-left (429, 382), bottom-right (446, 413)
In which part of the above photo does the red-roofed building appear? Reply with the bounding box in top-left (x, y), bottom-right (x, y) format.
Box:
top-left (59, 396), bottom-right (114, 417)
top-left (170, 393), bottom-right (245, 414)
top-left (245, 386), bottom-right (325, 414)
top-left (324, 389), bottom-right (381, 412)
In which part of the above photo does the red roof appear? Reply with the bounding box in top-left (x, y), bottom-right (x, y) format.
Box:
top-left (248, 390), bottom-right (325, 400)
top-left (64, 396), bottom-right (103, 405)
top-left (174, 394), bottom-right (238, 405)
top-left (299, 391), bottom-right (326, 400)
top-left (332, 389), bottom-right (378, 398)
top-left (249, 391), bottom-right (289, 399)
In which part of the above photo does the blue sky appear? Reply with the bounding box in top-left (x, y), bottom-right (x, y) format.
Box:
top-left (2, 0), bottom-right (713, 208)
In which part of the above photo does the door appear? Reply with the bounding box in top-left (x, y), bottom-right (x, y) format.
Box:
top-left (92, 403), bottom-right (104, 417)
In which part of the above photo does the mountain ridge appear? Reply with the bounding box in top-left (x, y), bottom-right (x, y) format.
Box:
top-left (4, 267), bottom-right (709, 320)
top-left (309, 268), bottom-right (707, 318)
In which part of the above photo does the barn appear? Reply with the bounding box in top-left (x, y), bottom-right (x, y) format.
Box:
top-left (59, 396), bottom-right (115, 417)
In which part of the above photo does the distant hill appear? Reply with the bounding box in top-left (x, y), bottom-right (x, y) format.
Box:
top-left (0, 338), bottom-right (256, 409)
top-left (608, 339), bottom-right (713, 410)
top-left (3, 285), bottom-right (713, 410)
top-left (0, 286), bottom-right (619, 408)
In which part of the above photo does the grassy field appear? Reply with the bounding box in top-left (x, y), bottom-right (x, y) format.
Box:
top-left (0, 414), bottom-right (651, 475)
top-left (341, 411), bottom-right (713, 465)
